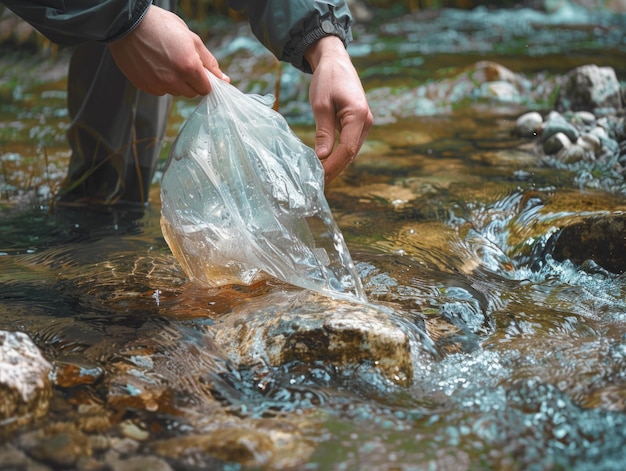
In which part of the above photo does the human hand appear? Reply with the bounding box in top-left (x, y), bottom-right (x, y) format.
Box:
top-left (108, 5), bottom-right (229, 97)
top-left (305, 36), bottom-right (373, 184)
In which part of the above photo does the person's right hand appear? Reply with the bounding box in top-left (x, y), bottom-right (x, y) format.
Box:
top-left (304, 36), bottom-right (373, 184)
top-left (108, 5), bottom-right (229, 97)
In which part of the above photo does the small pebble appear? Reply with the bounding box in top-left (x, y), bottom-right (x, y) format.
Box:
top-left (543, 132), bottom-right (571, 155)
top-left (542, 115), bottom-right (579, 143)
top-left (119, 421), bottom-right (150, 441)
top-left (577, 133), bottom-right (602, 154)
top-left (558, 144), bottom-right (586, 163)
top-left (515, 111), bottom-right (543, 137)
top-left (571, 111), bottom-right (596, 126)
top-left (111, 456), bottom-right (174, 471)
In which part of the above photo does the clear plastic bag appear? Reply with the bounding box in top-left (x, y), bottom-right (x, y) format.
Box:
top-left (160, 72), bottom-right (366, 303)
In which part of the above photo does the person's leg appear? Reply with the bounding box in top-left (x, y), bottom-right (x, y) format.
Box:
top-left (60, 1), bottom-right (174, 205)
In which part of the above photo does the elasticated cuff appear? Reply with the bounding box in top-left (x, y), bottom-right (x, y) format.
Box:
top-left (284, 8), bottom-right (351, 74)
top-left (104, 0), bottom-right (153, 43)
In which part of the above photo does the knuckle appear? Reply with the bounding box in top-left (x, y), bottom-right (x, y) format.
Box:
top-left (315, 128), bottom-right (333, 140)
top-left (180, 58), bottom-right (199, 75)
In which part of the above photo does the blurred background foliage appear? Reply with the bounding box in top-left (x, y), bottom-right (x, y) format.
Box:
top-left (0, 0), bottom-right (539, 52)
top-left (2, 0), bottom-right (622, 53)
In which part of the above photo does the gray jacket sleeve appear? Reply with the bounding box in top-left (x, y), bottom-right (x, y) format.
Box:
top-left (228, 0), bottom-right (353, 73)
top-left (0, 0), bottom-right (152, 46)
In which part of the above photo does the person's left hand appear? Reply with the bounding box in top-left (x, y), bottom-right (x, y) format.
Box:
top-left (305, 36), bottom-right (373, 184)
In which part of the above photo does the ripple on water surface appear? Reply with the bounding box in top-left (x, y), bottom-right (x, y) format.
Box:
top-left (3, 5), bottom-right (626, 469)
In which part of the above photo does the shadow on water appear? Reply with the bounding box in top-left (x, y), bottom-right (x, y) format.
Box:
top-left (2, 4), bottom-right (626, 470)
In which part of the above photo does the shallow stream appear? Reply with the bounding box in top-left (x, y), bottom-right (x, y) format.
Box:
top-left (1, 4), bottom-right (626, 470)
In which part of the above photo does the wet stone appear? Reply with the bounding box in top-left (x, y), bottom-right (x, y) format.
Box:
top-left (570, 110), bottom-right (596, 127)
top-left (52, 353), bottom-right (104, 388)
top-left (110, 456), bottom-right (174, 471)
top-left (558, 143), bottom-right (587, 164)
top-left (77, 407), bottom-right (113, 434)
top-left (479, 81), bottom-right (520, 101)
top-left (213, 292), bottom-right (414, 387)
top-left (589, 125), bottom-right (609, 141)
top-left (556, 64), bottom-right (623, 114)
top-left (541, 112), bottom-right (580, 144)
top-left (152, 428), bottom-right (275, 468)
top-left (469, 61), bottom-right (524, 88)
top-left (514, 87), bottom-right (625, 183)
top-left (0, 330), bottom-right (52, 432)
top-left (590, 124), bottom-right (620, 157)
top-left (514, 111), bottom-right (543, 137)
top-left (543, 132), bottom-right (571, 155)
top-left (548, 214), bottom-right (626, 274)
top-left (119, 420), bottom-right (150, 441)
top-left (20, 426), bottom-right (92, 468)
top-left (101, 323), bottom-right (226, 416)
top-left (108, 437), bottom-right (141, 456)
top-left (0, 443), bottom-right (52, 471)
top-left (577, 132), bottom-right (602, 154)
top-left (150, 417), bottom-right (315, 469)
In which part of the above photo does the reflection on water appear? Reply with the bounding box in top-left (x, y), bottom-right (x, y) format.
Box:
top-left (2, 5), bottom-right (626, 470)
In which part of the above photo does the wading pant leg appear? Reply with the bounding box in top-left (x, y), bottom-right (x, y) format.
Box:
top-left (61, 0), bottom-right (175, 205)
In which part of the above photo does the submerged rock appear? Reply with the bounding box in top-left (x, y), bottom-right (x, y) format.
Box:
top-left (151, 419), bottom-right (313, 469)
top-left (212, 291), bottom-right (415, 387)
top-left (19, 425), bottom-right (92, 468)
top-left (548, 214), bottom-right (626, 274)
top-left (0, 330), bottom-right (52, 433)
top-left (51, 353), bottom-right (103, 388)
top-left (0, 443), bottom-right (52, 471)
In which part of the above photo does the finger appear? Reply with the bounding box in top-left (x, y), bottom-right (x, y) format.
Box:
top-left (183, 60), bottom-right (212, 96)
top-left (322, 127), bottom-right (369, 183)
top-left (322, 112), bottom-right (370, 184)
top-left (322, 142), bottom-right (356, 184)
top-left (312, 107), bottom-right (337, 161)
top-left (159, 70), bottom-right (203, 97)
top-left (195, 38), bottom-right (230, 84)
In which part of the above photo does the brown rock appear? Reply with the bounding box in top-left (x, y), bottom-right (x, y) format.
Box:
top-left (213, 292), bottom-right (414, 386)
top-left (549, 214), bottom-right (626, 273)
top-left (52, 353), bottom-right (103, 388)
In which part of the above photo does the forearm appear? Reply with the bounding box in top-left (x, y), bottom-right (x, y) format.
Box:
top-left (1, 0), bottom-right (151, 46)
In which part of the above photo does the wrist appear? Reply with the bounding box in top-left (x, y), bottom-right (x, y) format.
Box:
top-left (304, 36), bottom-right (347, 72)
top-left (106, 0), bottom-right (152, 44)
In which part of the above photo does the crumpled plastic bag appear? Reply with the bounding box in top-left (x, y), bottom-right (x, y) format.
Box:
top-left (160, 72), bottom-right (366, 303)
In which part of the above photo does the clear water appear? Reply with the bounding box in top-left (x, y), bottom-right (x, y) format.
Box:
top-left (1, 5), bottom-right (626, 470)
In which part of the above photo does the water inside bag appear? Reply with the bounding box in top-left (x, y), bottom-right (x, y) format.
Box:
top-left (160, 72), bottom-right (366, 302)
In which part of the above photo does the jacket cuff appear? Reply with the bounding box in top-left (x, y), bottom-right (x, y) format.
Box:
top-left (285, 8), bottom-right (352, 74)
top-left (104, 0), bottom-right (153, 43)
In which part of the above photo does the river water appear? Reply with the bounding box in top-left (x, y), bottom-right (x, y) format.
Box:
top-left (1, 4), bottom-right (626, 470)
